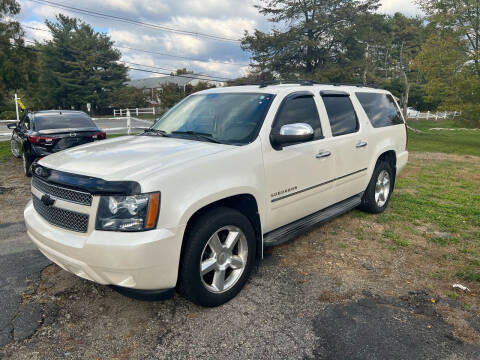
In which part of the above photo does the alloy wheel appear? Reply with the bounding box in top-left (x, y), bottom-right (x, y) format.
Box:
top-left (375, 169), bottom-right (390, 207)
top-left (199, 225), bottom-right (248, 293)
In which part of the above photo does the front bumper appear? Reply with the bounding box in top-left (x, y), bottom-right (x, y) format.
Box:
top-left (24, 200), bottom-right (185, 290)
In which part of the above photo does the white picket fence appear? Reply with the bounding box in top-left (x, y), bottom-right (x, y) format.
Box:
top-left (408, 111), bottom-right (461, 120)
top-left (113, 107), bottom-right (156, 117)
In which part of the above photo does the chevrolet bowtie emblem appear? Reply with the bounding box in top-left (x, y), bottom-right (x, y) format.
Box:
top-left (41, 194), bottom-right (55, 206)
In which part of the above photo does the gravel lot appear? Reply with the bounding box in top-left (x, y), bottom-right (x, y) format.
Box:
top-left (1, 153), bottom-right (479, 359)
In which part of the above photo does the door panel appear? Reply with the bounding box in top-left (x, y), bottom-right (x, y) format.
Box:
top-left (318, 93), bottom-right (371, 201)
top-left (262, 92), bottom-right (337, 233)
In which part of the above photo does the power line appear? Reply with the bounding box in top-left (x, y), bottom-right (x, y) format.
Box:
top-left (119, 61), bottom-right (231, 81)
top-left (29, 0), bottom-right (241, 43)
top-left (19, 40), bottom-right (231, 82)
top-left (21, 24), bottom-right (250, 67)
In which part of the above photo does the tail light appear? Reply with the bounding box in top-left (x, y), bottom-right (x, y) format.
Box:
top-left (28, 135), bottom-right (57, 144)
top-left (90, 131), bottom-right (106, 140)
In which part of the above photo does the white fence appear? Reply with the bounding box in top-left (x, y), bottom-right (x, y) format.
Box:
top-left (113, 107), bottom-right (156, 117)
top-left (408, 111), bottom-right (461, 120)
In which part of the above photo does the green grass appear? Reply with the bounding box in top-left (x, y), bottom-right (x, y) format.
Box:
top-left (0, 141), bottom-right (10, 160)
top-left (407, 119), bottom-right (480, 156)
top-left (393, 160), bottom-right (480, 233)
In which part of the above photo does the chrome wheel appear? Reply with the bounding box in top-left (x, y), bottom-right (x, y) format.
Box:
top-left (375, 170), bottom-right (390, 207)
top-left (200, 225), bottom-right (248, 293)
top-left (11, 139), bottom-right (19, 157)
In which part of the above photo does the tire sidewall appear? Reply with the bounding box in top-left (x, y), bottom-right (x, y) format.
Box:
top-left (179, 207), bottom-right (256, 307)
top-left (366, 161), bottom-right (394, 213)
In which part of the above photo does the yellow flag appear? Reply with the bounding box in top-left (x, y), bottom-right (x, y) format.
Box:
top-left (17, 99), bottom-right (26, 111)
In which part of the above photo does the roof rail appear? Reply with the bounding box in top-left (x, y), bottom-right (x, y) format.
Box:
top-left (234, 79), bottom-right (380, 89)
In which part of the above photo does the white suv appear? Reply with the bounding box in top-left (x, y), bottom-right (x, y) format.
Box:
top-left (25, 83), bottom-right (408, 307)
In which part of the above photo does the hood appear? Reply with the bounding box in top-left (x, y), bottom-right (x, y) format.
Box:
top-left (38, 135), bottom-right (231, 180)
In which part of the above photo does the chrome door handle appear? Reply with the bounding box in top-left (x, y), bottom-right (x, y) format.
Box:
top-left (356, 141), bottom-right (368, 148)
top-left (316, 150), bottom-right (331, 159)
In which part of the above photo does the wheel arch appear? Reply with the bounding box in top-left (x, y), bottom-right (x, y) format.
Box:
top-left (375, 149), bottom-right (397, 184)
top-left (179, 193), bottom-right (263, 269)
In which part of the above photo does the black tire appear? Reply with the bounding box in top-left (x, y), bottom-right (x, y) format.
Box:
top-left (22, 151), bottom-right (32, 177)
top-left (178, 207), bottom-right (256, 307)
top-left (10, 139), bottom-right (20, 158)
top-left (358, 160), bottom-right (394, 214)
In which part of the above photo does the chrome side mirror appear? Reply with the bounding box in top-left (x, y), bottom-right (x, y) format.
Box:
top-left (270, 123), bottom-right (314, 149)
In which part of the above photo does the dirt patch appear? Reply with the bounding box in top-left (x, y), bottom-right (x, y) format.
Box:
top-left (0, 157), bottom-right (31, 224)
top-left (409, 151), bottom-right (480, 163)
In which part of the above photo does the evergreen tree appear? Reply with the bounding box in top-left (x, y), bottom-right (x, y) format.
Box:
top-left (38, 14), bottom-right (128, 112)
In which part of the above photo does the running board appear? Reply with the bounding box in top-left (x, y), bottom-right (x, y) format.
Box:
top-left (263, 193), bottom-right (363, 247)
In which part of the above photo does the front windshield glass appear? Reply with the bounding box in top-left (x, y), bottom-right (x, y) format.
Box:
top-left (151, 93), bottom-right (275, 144)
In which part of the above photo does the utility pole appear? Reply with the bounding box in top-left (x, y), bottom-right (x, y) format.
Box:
top-left (14, 93), bottom-right (20, 122)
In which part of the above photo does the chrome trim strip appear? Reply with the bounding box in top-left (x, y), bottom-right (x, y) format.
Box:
top-left (271, 168), bottom-right (368, 203)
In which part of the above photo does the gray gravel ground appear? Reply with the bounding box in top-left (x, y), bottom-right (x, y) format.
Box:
top-left (1, 230), bottom-right (479, 359)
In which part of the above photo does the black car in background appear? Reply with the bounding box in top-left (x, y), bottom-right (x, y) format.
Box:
top-left (7, 110), bottom-right (106, 176)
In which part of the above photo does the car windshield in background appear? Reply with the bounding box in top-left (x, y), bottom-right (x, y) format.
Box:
top-left (34, 113), bottom-right (97, 131)
top-left (151, 93), bottom-right (275, 144)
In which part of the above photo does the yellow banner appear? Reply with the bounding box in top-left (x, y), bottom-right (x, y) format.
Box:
top-left (17, 99), bottom-right (26, 111)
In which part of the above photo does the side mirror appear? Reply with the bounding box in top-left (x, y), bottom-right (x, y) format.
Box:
top-left (270, 123), bottom-right (314, 149)
top-left (7, 123), bottom-right (17, 130)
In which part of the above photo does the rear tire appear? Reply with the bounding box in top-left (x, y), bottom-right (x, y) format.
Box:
top-left (10, 139), bottom-right (20, 158)
top-left (178, 207), bottom-right (256, 307)
top-left (22, 152), bottom-right (32, 177)
top-left (358, 161), bottom-right (393, 214)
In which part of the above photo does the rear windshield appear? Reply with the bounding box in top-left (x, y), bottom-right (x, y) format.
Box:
top-left (34, 113), bottom-right (96, 131)
top-left (355, 93), bottom-right (404, 128)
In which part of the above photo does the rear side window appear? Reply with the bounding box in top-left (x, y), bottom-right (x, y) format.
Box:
top-left (275, 95), bottom-right (323, 139)
top-left (321, 95), bottom-right (359, 136)
top-left (34, 113), bottom-right (96, 131)
top-left (356, 93), bottom-right (404, 128)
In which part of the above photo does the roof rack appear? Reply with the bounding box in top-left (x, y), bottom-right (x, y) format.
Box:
top-left (235, 79), bottom-right (379, 89)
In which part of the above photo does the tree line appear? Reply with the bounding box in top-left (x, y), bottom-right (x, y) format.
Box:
top-left (1, 0), bottom-right (479, 125)
top-left (239, 0), bottom-right (479, 125)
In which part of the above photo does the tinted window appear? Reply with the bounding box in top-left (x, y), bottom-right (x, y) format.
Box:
top-left (35, 113), bottom-right (96, 131)
top-left (153, 93), bottom-right (274, 144)
top-left (322, 95), bottom-right (359, 136)
top-left (356, 92), bottom-right (404, 128)
top-left (274, 95), bottom-right (322, 139)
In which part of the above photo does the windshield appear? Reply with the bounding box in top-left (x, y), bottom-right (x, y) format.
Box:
top-left (34, 113), bottom-right (97, 131)
top-left (151, 93), bottom-right (275, 144)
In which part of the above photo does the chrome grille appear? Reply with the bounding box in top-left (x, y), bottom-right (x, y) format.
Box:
top-left (32, 176), bottom-right (92, 206)
top-left (32, 194), bottom-right (89, 233)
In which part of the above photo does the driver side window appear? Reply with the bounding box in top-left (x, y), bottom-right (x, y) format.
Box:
top-left (275, 95), bottom-right (323, 139)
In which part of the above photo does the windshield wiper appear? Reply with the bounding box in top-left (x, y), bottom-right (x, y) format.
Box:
top-left (142, 128), bottom-right (170, 137)
top-left (171, 131), bottom-right (224, 144)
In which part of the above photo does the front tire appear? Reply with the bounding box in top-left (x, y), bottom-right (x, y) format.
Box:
top-left (22, 152), bottom-right (32, 177)
top-left (358, 161), bottom-right (394, 213)
top-left (178, 207), bottom-right (256, 307)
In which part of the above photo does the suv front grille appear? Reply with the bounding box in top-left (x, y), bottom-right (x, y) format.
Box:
top-left (32, 176), bottom-right (92, 206)
top-left (32, 194), bottom-right (89, 233)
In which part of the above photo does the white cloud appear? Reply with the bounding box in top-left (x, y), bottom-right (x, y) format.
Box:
top-left (379, 0), bottom-right (423, 17)
top-left (18, 0), bottom-right (425, 80)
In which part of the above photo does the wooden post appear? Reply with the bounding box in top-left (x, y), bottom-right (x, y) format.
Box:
top-left (136, 108), bottom-right (139, 116)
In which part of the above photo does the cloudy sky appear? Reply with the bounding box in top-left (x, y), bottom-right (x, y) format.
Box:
top-left (17, 0), bottom-right (423, 81)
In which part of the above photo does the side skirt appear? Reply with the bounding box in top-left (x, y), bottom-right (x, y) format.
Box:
top-left (263, 193), bottom-right (363, 247)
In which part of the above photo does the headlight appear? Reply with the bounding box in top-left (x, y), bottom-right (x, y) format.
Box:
top-left (95, 192), bottom-right (160, 231)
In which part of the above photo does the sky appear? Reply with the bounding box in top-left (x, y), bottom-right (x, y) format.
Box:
top-left (17, 0), bottom-right (423, 81)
